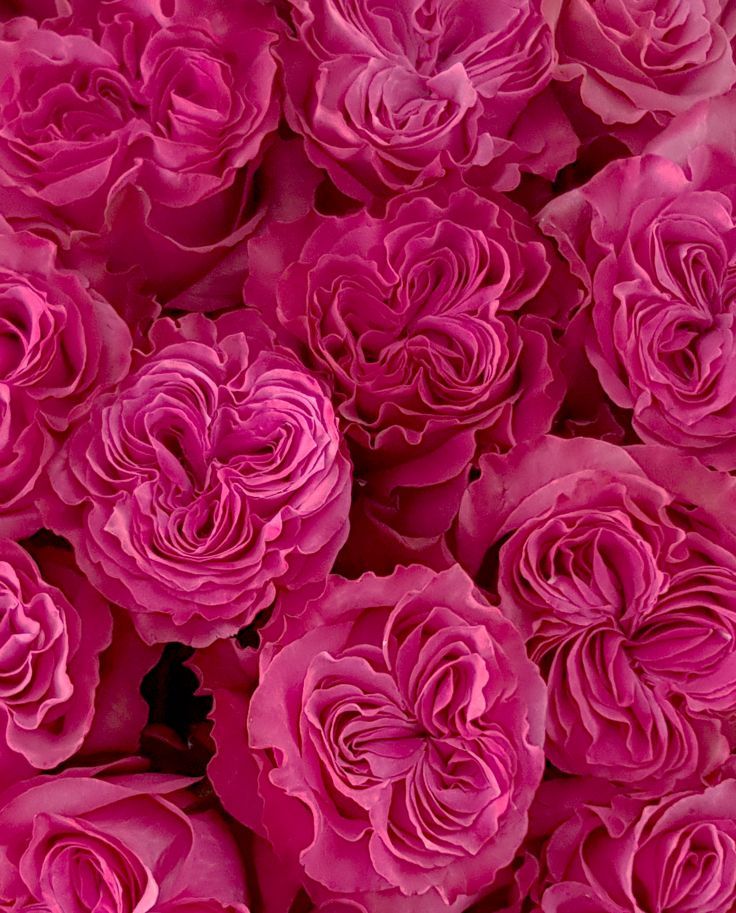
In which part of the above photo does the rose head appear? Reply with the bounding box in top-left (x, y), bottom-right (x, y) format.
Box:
top-left (280, 0), bottom-right (575, 201)
top-left (257, 184), bottom-right (564, 569)
top-left (538, 779), bottom-right (736, 913)
top-left (0, 220), bottom-right (131, 537)
top-left (0, 759), bottom-right (249, 913)
top-left (0, 0), bottom-right (280, 300)
top-left (276, 185), bottom-right (561, 458)
top-left (455, 436), bottom-right (736, 794)
top-left (44, 312), bottom-right (352, 647)
top-left (544, 0), bottom-right (736, 147)
top-left (0, 539), bottom-right (156, 789)
top-left (0, 16), bottom-right (141, 217)
top-left (540, 152), bottom-right (736, 469)
top-left (198, 564), bottom-right (546, 911)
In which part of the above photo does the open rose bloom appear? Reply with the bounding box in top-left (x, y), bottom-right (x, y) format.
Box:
top-left (195, 564), bottom-right (546, 912)
top-left (4, 0), bottom-right (736, 911)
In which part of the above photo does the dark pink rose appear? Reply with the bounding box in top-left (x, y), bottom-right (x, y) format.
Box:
top-left (250, 183), bottom-right (564, 571)
top-left (538, 779), bottom-right (736, 913)
top-left (196, 564), bottom-right (546, 911)
top-left (540, 151), bottom-right (736, 469)
top-left (455, 436), bottom-right (736, 794)
top-left (0, 758), bottom-right (249, 913)
top-left (0, 219), bottom-right (130, 536)
top-left (44, 312), bottom-right (352, 647)
top-left (544, 0), bottom-right (736, 147)
top-left (0, 539), bottom-right (155, 784)
top-left (279, 0), bottom-right (577, 201)
top-left (0, 0), bottom-right (280, 302)
top-left (0, 16), bottom-right (143, 218)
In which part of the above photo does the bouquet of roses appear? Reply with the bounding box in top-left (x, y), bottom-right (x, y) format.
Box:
top-left (2, 1), bottom-right (736, 911)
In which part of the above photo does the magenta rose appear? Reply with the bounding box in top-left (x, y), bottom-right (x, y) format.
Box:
top-left (279, 0), bottom-right (577, 201)
top-left (544, 0), bottom-right (736, 147)
top-left (0, 538), bottom-right (156, 789)
top-left (0, 14), bottom-right (143, 221)
top-left (0, 219), bottom-right (131, 536)
top-left (0, 0), bottom-right (279, 301)
top-left (251, 183), bottom-right (564, 569)
top-left (540, 150), bottom-right (736, 469)
top-left (196, 564), bottom-right (546, 911)
top-left (44, 312), bottom-right (352, 647)
top-left (0, 758), bottom-right (249, 913)
top-left (455, 436), bottom-right (736, 794)
top-left (537, 779), bottom-right (736, 913)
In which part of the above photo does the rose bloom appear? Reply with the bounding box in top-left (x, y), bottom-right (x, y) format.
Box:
top-left (44, 312), bottom-right (352, 648)
top-left (0, 0), bottom-right (280, 302)
top-left (536, 778), bottom-right (736, 913)
top-left (543, 0), bottom-right (736, 148)
top-left (0, 538), bottom-right (156, 791)
top-left (196, 564), bottom-right (546, 912)
top-left (0, 758), bottom-right (250, 913)
top-left (540, 137), bottom-right (736, 469)
top-left (0, 219), bottom-right (131, 536)
top-left (250, 183), bottom-right (565, 569)
top-left (279, 0), bottom-right (577, 201)
top-left (455, 436), bottom-right (736, 794)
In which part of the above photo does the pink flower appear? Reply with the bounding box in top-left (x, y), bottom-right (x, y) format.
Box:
top-left (455, 436), bottom-right (736, 794)
top-left (0, 219), bottom-right (130, 536)
top-left (279, 0), bottom-right (577, 201)
top-left (544, 0), bottom-right (736, 147)
top-left (540, 146), bottom-right (736, 469)
top-left (538, 779), bottom-right (736, 913)
top-left (250, 182), bottom-right (565, 570)
top-left (0, 539), bottom-right (155, 786)
top-left (0, 758), bottom-right (249, 913)
top-left (44, 312), bottom-right (352, 647)
top-left (0, 0), bottom-right (280, 301)
top-left (196, 564), bottom-right (546, 911)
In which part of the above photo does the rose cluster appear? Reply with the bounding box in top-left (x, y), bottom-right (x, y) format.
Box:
top-left (3, 1), bottom-right (736, 912)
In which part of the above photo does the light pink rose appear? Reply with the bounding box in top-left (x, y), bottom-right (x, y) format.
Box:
top-left (196, 564), bottom-right (546, 912)
top-left (44, 312), bottom-right (352, 647)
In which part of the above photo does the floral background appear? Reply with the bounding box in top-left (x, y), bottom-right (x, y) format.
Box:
top-left (2, 0), bottom-right (736, 911)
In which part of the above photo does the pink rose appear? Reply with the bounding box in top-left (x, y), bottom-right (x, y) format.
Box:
top-left (279, 0), bottom-right (577, 201)
top-left (0, 538), bottom-right (155, 788)
top-left (0, 0), bottom-right (280, 302)
top-left (0, 219), bottom-right (130, 536)
top-left (44, 312), bottom-right (352, 647)
top-left (544, 0), bottom-right (736, 147)
top-left (455, 436), bottom-right (736, 794)
top-left (196, 564), bottom-right (546, 911)
top-left (538, 779), bottom-right (736, 913)
top-left (250, 183), bottom-right (564, 570)
top-left (540, 149), bottom-right (736, 469)
top-left (0, 758), bottom-right (249, 913)
top-left (0, 15), bottom-right (143, 217)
